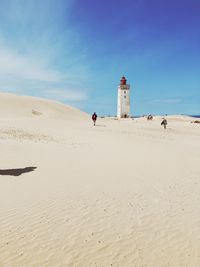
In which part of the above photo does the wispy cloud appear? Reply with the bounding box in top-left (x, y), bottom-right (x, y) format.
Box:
top-left (0, 48), bottom-right (62, 82)
top-left (44, 89), bottom-right (87, 102)
top-left (0, 0), bottom-right (90, 104)
top-left (148, 98), bottom-right (182, 104)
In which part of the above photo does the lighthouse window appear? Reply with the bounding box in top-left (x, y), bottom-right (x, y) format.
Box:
top-left (124, 96), bottom-right (126, 99)
top-left (124, 91), bottom-right (126, 93)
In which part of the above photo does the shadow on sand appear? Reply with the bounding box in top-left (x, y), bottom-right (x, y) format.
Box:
top-left (0, 167), bottom-right (37, 176)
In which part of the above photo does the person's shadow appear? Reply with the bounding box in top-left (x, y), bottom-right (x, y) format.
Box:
top-left (0, 167), bottom-right (37, 176)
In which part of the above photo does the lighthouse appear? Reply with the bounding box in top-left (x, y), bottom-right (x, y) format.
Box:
top-left (117, 76), bottom-right (131, 118)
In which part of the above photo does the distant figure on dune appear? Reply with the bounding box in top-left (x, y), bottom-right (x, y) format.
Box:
top-left (92, 112), bottom-right (97, 126)
top-left (147, 115), bottom-right (153, 120)
top-left (161, 118), bottom-right (167, 129)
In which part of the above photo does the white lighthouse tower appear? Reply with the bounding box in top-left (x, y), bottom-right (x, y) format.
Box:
top-left (117, 76), bottom-right (131, 118)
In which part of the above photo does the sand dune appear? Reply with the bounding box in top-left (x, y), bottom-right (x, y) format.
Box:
top-left (0, 93), bottom-right (200, 266)
top-left (0, 93), bottom-right (88, 119)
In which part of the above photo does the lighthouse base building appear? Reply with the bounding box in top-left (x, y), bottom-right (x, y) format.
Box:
top-left (117, 76), bottom-right (131, 118)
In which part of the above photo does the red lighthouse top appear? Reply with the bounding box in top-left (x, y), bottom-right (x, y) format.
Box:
top-left (120, 76), bottom-right (127, 85)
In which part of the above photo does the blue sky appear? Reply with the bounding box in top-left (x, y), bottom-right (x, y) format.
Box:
top-left (0, 0), bottom-right (199, 115)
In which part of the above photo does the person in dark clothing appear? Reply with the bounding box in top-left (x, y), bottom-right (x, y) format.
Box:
top-left (161, 118), bottom-right (167, 129)
top-left (92, 112), bottom-right (97, 126)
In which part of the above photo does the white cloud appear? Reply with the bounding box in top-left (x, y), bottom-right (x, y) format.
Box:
top-left (0, 46), bottom-right (89, 103)
top-left (43, 89), bottom-right (88, 101)
top-left (0, 48), bottom-right (62, 82)
top-left (149, 98), bottom-right (182, 104)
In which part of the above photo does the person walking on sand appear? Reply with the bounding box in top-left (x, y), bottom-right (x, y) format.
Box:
top-left (161, 118), bottom-right (167, 129)
top-left (92, 112), bottom-right (97, 126)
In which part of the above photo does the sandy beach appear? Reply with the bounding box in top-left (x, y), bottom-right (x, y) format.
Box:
top-left (0, 93), bottom-right (200, 267)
